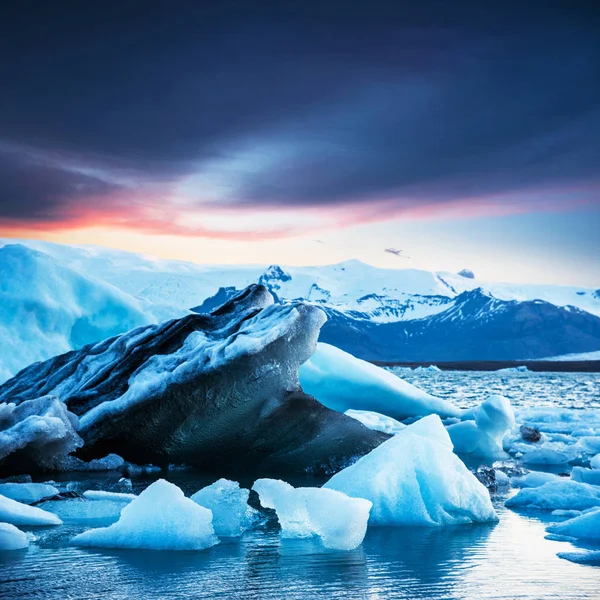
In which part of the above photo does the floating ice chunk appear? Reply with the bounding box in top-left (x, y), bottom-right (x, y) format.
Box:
top-left (547, 508), bottom-right (600, 541)
top-left (0, 396), bottom-right (82, 471)
top-left (557, 550), bottom-right (600, 565)
top-left (324, 415), bottom-right (497, 526)
top-left (447, 395), bottom-right (514, 457)
top-left (344, 410), bottom-right (406, 435)
top-left (510, 472), bottom-right (563, 488)
top-left (579, 437), bottom-right (600, 455)
top-left (0, 483), bottom-right (59, 504)
top-left (0, 523), bottom-right (29, 550)
top-left (71, 479), bottom-right (218, 551)
top-left (591, 454), bottom-right (600, 470)
top-left (191, 479), bottom-right (257, 537)
top-left (571, 467), bottom-right (600, 486)
top-left (252, 478), bottom-right (371, 550)
top-left (299, 343), bottom-right (460, 419)
top-left (0, 493), bottom-right (62, 526)
top-left (41, 498), bottom-right (127, 524)
top-left (83, 490), bottom-right (136, 503)
top-left (506, 481), bottom-right (600, 511)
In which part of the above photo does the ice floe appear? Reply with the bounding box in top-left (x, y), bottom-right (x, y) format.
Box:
top-left (447, 395), bottom-right (515, 457)
top-left (324, 415), bottom-right (498, 526)
top-left (191, 479), bottom-right (258, 537)
top-left (252, 478), bottom-right (371, 550)
top-left (546, 507), bottom-right (600, 541)
top-left (506, 480), bottom-right (600, 511)
top-left (299, 342), bottom-right (460, 419)
top-left (0, 493), bottom-right (62, 526)
top-left (0, 522), bottom-right (29, 550)
top-left (0, 482), bottom-right (59, 504)
top-left (71, 479), bottom-right (218, 551)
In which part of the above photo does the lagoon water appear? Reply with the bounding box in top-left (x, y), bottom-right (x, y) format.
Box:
top-left (1, 371), bottom-right (599, 599)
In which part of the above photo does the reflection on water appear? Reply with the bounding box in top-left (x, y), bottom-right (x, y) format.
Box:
top-left (1, 503), bottom-right (598, 599)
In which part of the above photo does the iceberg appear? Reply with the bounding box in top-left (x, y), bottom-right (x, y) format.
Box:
top-left (570, 467), bottom-right (600, 486)
top-left (0, 522), bottom-right (29, 550)
top-left (506, 480), bottom-right (600, 511)
top-left (591, 454), bottom-right (600, 469)
top-left (0, 493), bottom-right (62, 526)
top-left (0, 482), bottom-right (59, 504)
top-left (0, 286), bottom-right (387, 477)
top-left (324, 415), bottom-right (497, 526)
top-left (191, 479), bottom-right (257, 537)
top-left (82, 490), bottom-right (136, 503)
top-left (546, 508), bottom-right (600, 541)
top-left (447, 395), bottom-right (515, 457)
top-left (71, 479), bottom-right (218, 551)
top-left (0, 396), bottom-right (82, 474)
top-left (299, 343), bottom-right (460, 419)
top-left (252, 478), bottom-right (371, 550)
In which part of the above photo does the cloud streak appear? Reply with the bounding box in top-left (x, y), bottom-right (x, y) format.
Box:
top-left (0, 1), bottom-right (598, 239)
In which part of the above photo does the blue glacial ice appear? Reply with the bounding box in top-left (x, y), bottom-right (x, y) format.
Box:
top-left (324, 415), bottom-right (498, 526)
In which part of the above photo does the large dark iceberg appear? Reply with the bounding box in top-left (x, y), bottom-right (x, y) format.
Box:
top-left (0, 285), bottom-right (388, 477)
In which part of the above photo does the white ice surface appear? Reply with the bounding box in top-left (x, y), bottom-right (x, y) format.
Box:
top-left (0, 483), bottom-right (58, 504)
top-left (344, 409), bottom-right (406, 435)
top-left (299, 343), bottom-right (460, 419)
top-left (325, 415), bottom-right (497, 526)
top-left (448, 395), bottom-right (515, 457)
top-left (0, 396), bottom-right (82, 469)
top-left (0, 522), bottom-right (29, 550)
top-left (252, 479), bottom-right (371, 551)
top-left (506, 480), bottom-right (600, 511)
top-left (71, 479), bottom-right (218, 551)
top-left (547, 508), bottom-right (600, 541)
top-left (0, 493), bottom-right (62, 526)
top-left (191, 479), bottom-right (258, 537)
top-left (0, 244), bottom-right (183, 383)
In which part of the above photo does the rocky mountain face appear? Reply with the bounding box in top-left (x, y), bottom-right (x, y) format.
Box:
top-left (0, 285), bottom-right (387, 477)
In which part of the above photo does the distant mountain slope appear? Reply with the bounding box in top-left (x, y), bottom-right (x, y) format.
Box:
top-left (1, 239), bottom-right (599, 364)
top-left (318, 290), bottom-right (600, 361)
top-left (0, 244), bottom-right (184, 382)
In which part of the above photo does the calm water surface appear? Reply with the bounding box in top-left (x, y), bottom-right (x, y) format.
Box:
top-left (1, 371), bottom-right (599, 599)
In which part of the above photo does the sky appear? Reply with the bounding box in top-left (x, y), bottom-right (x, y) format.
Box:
top-left (0, 1), bottom-right (598, 286)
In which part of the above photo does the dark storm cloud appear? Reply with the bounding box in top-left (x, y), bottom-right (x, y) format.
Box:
top-left (0, 150), bottom-right (122, 223)
top-left (0, 0), bottom-right (598, 221)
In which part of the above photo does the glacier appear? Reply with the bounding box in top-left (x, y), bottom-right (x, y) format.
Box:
top-left (0, 244), bottom-right (183, 383)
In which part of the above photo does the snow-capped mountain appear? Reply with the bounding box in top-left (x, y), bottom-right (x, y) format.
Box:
top-left (1, 238), bottom-right (599, 372)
